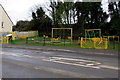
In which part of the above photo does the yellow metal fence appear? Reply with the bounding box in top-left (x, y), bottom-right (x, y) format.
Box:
top-left (1, 36), bottom-right (9, 44)
top-left (81, 38), bottom-right (108, 49)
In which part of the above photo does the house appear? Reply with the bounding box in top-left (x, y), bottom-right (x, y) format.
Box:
top-left (0, 4), bottom-right (13, 33)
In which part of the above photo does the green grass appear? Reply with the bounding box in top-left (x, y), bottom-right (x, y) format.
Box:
top-left (12, 40), bottom-right (80, 48)
top-left (108, 42), bottom-right (120, 50)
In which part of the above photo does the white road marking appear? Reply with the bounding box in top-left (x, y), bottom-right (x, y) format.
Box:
top-left (42, 52), bottom-right (55, 54)
top-left (2, 51), bottom-right (118, 70)
top-left (51, 57), bottom-right (100, 63)
top-left (49, 57), bottom-right (101, 65)
top-left (87, 64), bottom-right (94, 66)
top-left (2, 52), bottom-right (45, 59)
top-left (42, 57), bottom-right (101, 69)
top-left (22, 54), bottom-right (46, 59)
top-left (57, 55), bottom-right (96, 61)
top-left (23, 55), bottom-right (34, 58)
top-left (35, 51), bottom-right (41, 53)
top-left (43, 58), bottom-right (100, 69)
top-left (100, 65), bottom-right (119, 70)
top-left (10, 53), bottom-right (21, 57)
top-left (56, 49), bottom-right (72, 51)
top-left (2, 52), bottom-right (101, 69)
top-left (2, 52), bottom-right (22, 57)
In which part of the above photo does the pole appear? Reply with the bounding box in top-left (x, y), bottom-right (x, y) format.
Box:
top-left (71, 28), bottom-right (72, 42)
top-left (26, 37), bottom-right (28, 44)
top-left (85, 30), bottom-right (87, 38)
top-left (81, 37), bottom-right (83, 48)
top-left (52, 29), bottom-right (53, 38)
top-left (100, 29), bottom-right (101, 38)
top-left (64, 29), bottom-right (65, 46)
top-left (43, 36), bottom-right (45, 46)
top-left (113, 36), bottom-right (115, 49)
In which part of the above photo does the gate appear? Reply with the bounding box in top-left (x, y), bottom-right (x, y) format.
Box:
top-left (1, 36), bottom-right (9, 44)
top-left (81, 38), bottom-right (108, 49)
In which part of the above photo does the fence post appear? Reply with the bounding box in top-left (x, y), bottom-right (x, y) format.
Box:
top-left (80, 37), bottom-right (83, 48)
top-left (105, 38), bottom-right (108, 49)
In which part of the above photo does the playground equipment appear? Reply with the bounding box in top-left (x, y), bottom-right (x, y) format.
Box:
top-left (51, 28), bottom-right (73, 43)
top-left (85, 29), bottom-right (101, 38)
top-left (1, 32), bottom-right (16, 44)
top-left (21, 36), bottom-right (27, 39)
top-left (81, 29), bottom-right (108, 49)
top-left (103, 36), bottom-right (119, 42)
top-left (11, 32), bottom-right (16, 44)
top-left (1, 36), bottom-right (9, 44)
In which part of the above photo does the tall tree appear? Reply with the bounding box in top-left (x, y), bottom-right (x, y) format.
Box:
top-left (31, 7), bottom-right (52, 35)
top-left (49, 0), bottom-right (58, 27)
top-left (49, 1), bottom-right (75, 27)
top-left (108, 1), bottom-right (120, 35)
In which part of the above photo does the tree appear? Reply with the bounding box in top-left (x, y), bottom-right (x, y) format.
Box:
top-left (49, 0), bottom-right (58, 27)
top-left (49, 1), bottom-right (75, 27)
top-left (31, 7), bottom-right (52, 36)
top-left (14, 6), bottom-right (52, 36)
top-left (62, 2), bottom-right (75, 25)
top-left (108, 1), bottom-right (120, 35)
top-left (32, 12), bottom-right (37, 20)
top-left (13, 20), bottom-right (32, 31)
top-left (14, 1), bottom-right (111, 38)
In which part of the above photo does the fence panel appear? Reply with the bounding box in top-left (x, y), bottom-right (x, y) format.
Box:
top-left (15, 31), bottom-right (38, 38)
top-left (81, 38), bottom-right (108, 49)
top-left (1, 36), bottom-right (9, 44)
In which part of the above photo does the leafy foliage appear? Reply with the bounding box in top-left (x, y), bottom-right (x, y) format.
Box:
top-left (13, 1), bottom-right (119, 37)
top-left (108, 1), bottom-right (120, 36)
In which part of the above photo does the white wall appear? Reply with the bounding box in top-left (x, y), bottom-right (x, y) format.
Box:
top-left (0, 5), bottom-right (13, 33)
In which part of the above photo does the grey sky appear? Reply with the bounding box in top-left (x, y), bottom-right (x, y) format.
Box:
top-left (0, 0), bottom-right (109, 25)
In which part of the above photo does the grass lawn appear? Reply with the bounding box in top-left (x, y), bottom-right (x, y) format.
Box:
top-left (108, 42), bottom-right (120, 50)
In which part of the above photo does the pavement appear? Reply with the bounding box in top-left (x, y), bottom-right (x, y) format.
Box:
top-left (2, 44), bottom-right (119, 56)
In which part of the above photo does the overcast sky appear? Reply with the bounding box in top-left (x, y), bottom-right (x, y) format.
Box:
top-left (0, 0), bottom-right (109, 25)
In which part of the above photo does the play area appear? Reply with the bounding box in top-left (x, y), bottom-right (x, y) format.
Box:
top-left (81, 29), bottom-right (108, 49)
top-left (1, 28), bottom-right (120, 50)
top-left (51, 28), bottom-right (73, 43)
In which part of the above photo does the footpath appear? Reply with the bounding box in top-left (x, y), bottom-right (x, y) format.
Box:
top-left (2, 44), bottom-right (119, 56)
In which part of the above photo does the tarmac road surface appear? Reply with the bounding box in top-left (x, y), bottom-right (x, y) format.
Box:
top-left (1, 47), bottom-right (119, 78)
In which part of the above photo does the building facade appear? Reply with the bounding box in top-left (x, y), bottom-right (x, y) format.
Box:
top-left (0, 4), bottom-right (13, 33)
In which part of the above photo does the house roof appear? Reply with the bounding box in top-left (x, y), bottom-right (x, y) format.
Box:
top-left (0, 4), bottom-right (14, 25)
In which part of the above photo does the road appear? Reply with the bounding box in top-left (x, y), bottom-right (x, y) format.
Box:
top-left (1, 47), bottom-right (119, 78)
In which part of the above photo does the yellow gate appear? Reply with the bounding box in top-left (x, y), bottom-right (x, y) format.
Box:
top-left (1, 36), bottom-right (9, 44)
top-left (81, 38), bottom-right (94, 48)
top-left (81, 38), bottom-right (108, 49)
